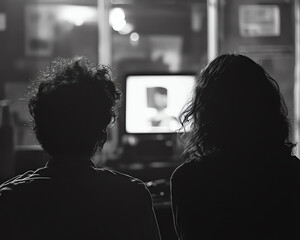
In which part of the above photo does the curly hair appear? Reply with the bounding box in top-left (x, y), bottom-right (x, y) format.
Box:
top-left (28, 56), bottom-right (121, 157)
top-left (180, 54), bottom-right (295, 161)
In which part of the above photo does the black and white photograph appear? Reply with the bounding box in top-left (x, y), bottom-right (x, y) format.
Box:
top-left (0, 0), bottom-right (300, 240)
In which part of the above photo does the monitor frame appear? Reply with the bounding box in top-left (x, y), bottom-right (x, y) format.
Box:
top-left (124, 72), bottom-right (196, 135)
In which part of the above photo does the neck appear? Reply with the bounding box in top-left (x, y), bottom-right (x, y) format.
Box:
top-left (47, 153), bottom-right (94, 168)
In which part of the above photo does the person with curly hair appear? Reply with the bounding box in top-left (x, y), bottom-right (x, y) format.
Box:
top-left (0, 57), bottom-right (161, 240)
top-left (171, 54), bottom-right (300, 239)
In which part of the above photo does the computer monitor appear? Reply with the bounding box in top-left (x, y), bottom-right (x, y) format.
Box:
top-left (125, 74), bottom-right (195, 134)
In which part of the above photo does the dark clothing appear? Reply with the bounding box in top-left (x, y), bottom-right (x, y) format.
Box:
top-left (171, 153), bottom-right (300, 240)
top-left (0, 155), bottom-right (161, 240)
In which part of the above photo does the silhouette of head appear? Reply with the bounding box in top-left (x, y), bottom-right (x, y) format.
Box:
top-left (28, 56), bottom-right (121, 157)
top-left (180, 53), bottom-right (294, 159)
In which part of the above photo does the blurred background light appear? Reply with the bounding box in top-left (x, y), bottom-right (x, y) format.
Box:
top-left (110, 7), bottom-right (127, 32)
top-left (119, 23), bottom-right (134, 35)
top-left (130, 32), bottom-right (139, 42)
top-left (58, 6), bottom-right (97, 26)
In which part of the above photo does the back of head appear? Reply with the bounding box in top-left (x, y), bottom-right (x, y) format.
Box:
top-left (180, 53), bottom-right (294, 160)
top-left (28, 56), bottom-right (121, 157)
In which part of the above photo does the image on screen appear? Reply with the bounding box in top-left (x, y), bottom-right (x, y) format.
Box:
top-left (125, 74), bottom-right (195, 133)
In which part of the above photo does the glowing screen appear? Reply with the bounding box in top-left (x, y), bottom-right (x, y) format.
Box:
top-left (126, 75), bottom-right (195, 133)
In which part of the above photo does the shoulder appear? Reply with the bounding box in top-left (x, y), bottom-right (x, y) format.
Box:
top-left (171, 159), bottom-right (206, 181)
top-left (94, 167), bottom-right (144, 185)
top-left (171, 162), bottom-right (191, 181)
top-left (267, 154), bottom-right (300, 174)
top-left (289, 155), bottom-right (300, 166)
top-left (170, 155), bottom-right (227, 195)
top-left (170, 161), bottom-right (205, 196)
top-left (0, 168), bottom-right (50, 201)
top-left (283, 155), bottom-right (300, 177)
top-left (93, 167), bottom-right (150, 197)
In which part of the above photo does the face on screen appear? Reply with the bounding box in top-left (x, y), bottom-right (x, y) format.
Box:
top-left (126, 75), bottom-right (195, 134)
top-left (153, 91), bottom-right (167, 110)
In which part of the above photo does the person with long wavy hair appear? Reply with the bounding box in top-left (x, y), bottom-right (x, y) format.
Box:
top-left (171, 54), bottom-right (300, 240)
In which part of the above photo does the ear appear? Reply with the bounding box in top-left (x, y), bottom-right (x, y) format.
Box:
top-left (98, 129), bottom-right (108, 149)
top-left (91, 129), bottom-right (108, 156)
top-left (102, 129), bottom-right (108, 144)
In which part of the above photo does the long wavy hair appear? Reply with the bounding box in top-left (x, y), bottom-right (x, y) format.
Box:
top-left (180, 54), bottom-right (294, 161)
